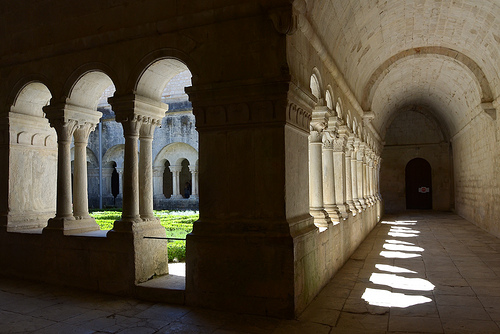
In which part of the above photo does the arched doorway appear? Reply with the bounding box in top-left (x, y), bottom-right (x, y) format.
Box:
top-left (406, 158), bottom-right (432, 209)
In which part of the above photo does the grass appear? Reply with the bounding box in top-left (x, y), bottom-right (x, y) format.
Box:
top-left (90, 209), bottom-right (198, 262)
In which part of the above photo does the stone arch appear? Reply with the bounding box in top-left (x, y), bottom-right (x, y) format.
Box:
top-left (65, 69), bottom-right (115, 110)
top-left (103, 144), bottom-right (125, 168)
top-left (126, 49), bottom-right (199, 96)
top-left (154, 142), bottom-right (198, 167)
top-left (361, 46), bottom-right (494, 111)
top-left (325, 87), bottom-right (334, 111)
top-left (10, 79), bottom-right (53, 117)
top-left (309, 71), bottom-right (322, 101)
top-left (336, 98), bottom-right (343, 120)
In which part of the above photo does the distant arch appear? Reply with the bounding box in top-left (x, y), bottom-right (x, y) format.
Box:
top-left (154, 142), bottom-right (198, 167)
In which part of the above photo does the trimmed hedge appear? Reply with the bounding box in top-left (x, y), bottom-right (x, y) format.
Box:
top-left (90, 209), bottom-right (197, 263)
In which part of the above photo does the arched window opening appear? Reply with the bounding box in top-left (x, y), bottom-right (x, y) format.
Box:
top-left (406, 158), bottom-right (432, 210)
top-left (111, 161), bottom-right (120, 204)
top-left (163, 160), bottom-right (173, 198)
top-left (180, 159), bottom-right (192, 198)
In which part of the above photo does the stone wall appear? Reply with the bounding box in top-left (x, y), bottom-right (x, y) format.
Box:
top-left (452, 112), bottom-right (500, 237)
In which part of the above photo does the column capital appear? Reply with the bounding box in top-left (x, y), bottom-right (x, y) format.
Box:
top-left (153, 166), bottom-right (165, 176)
top-left (74, 122), bottom-right (97, 143)
top-left (189, 165), bottom-right (199, 173)
top-left (109, 94), bottom-right (167, 137)
top-left (322, 130), bottom-right (336, 150)
top-left (44, 103), bottom-right (102, 142)
top-left (169, 165), bottom-right (183, 173)
top-left (333, 136), bottom-right (347, 153)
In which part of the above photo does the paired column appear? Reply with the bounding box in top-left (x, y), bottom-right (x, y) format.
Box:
top-left (351, 139), bottom-right (362, 212)
top-left (73, 123), bottom-right (95, 219)
top-left (309, 107), bottom-right (331, 229)
top-left (139, 120), bottom-right (160, 220)
top-left (356, 139), bottom-right (367, 210)
top-left (169, 165), bottom-right (183, 199)
top-left (345, 135), bottom-right (356, 215)
top-left (116, 168), bottom-right (124, 198)
top-left (153, 166), bottom-right (165, 199)
top-left (189, 165), bottom-right (199, 199)
top-left (43, 104), bottom-right (101, 234)
top-left (322, 130), bottom-right (340, 223)
top-left (332, 133), bottom-right (349, 218)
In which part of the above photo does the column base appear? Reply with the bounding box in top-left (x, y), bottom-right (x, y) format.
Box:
top-left (346, 201), bottom-right (357, 216)
top-left (324, 205), bottom-right (341, 225)
top-left (43, 216), bottom-right (100, 235)
top-left (186, 215), bottom-right (317, 318)
top-left (310, 208), bottom-right (331, 229)
top-left (170, 195), bottom-right (183, 199)
top-left (107, 217), bottom-right (169, 283)
top-left (353, 199), bottom-right (363, 212)
top-left (336, 204), bottom-right (351, 220)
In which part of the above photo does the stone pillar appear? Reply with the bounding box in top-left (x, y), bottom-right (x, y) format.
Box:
top-left (116, 167), bottom-right (124, 198)
top-left (368, 152), bottom-right (375, 205)
top-left (362, 146), bottom-right (371, 207)
top-left (351, 140), bottom-right (362, 212)
top-left (356, 140), bottom-right (366, 210)
top-left (309, 107), bottom-right (330, 228)
top-left (189, 165), bottom-right (199, 199)
top-left (52, 119), bottom-right (77, 220)
top-left (43, 104), bottom-right (101, 235)
top-left (108, 94), bottom-right (169, 284)
top-left (345, 135), bottom-right (356, 215)
top-left (332, 134), bottom-right (349, 218)
top-left (169, 165), bottom-right (183, 199)
top-left (153, 166), bottom-right (165, 198)
top-left (73, 123), bottom-right (95, 219)
top-left (139, 120), bottom-right (160, 220)
top-left (185, 79), bottom-right (318, 318)
top-left (322, 130), bottom-right (341, 223)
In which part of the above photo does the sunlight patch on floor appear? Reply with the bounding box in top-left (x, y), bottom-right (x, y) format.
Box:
top-left (362, 288), bottom-right (432, 308)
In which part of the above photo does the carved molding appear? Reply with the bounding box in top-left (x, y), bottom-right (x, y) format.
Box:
top-left (268, 5), bottom-right (297, 35)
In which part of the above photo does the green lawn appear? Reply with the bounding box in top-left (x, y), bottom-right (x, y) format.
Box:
top-left (90, 209), bottom-right (198, 262)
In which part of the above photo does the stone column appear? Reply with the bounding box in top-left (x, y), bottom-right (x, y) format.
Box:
top-left (363, 146), bottom-right (372, 207)
top-left (322, 130), bottom-right (341, 223)
top-left (351, 140), bottom-right (362, 212)
top-left (345, 135), bottom-right (356, 215)
top-left (52, 119), bottom-right (78, 221)
top-left (368, 152), bottom-right (375, 205)
top-left (169, 165), bottom-right (183, 199)
top-left (309, 107), bottom-right (330, 228)
top-left (116, 167), bottom-right (124, 198)
top-left (356, 140), bottom-right (366, 210)
top-left (73, 123), bottom-right (95, 219)
top-left (153, 166), bottom-right (165, 198)
top-left (139, 120), bottom-right (160, 220)
top-left (332, 134), bottom-right (349, 218)
top-left (43, 104), bottom-right (101, 235)
top-left (189, 165), bottom-right (199, 199)
top-left (108, 94), bottom-right (169, 284)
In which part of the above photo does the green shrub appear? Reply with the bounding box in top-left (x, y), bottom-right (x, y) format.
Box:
top-left (90, 209), bottom-right (197, 263)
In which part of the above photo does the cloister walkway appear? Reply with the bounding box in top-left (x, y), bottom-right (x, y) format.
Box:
top-left (1, 212), bottom-right (500, 333)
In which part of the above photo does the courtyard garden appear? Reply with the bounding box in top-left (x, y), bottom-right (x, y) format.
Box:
top-left (89, 209), bottom-right (198, 262)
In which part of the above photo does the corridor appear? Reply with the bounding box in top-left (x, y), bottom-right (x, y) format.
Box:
top-left (1, 212), bottom-right (500, 333)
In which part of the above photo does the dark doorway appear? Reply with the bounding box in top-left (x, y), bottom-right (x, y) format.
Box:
top-left (405, 158), bottom-right (432, 209)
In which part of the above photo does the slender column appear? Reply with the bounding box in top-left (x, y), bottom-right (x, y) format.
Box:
top-left (169, 165), bottom-right (183, 199)
top-left (356, 140), bottom-right (366, 209)
top-left (189, 165), bottom-right (199, 199)
top-left (368, 152), bottom-right (375, 204)
top-left (52, 119), bottom-right (78, 220)
top-left (345, 136), bottom-right (355, 215)
top-left (351, 141), bottom-right (362, 212)
top-left (153, 166), bottom-right (165, 198)
top-left (363, 147), bottom-right (372, 207)
top-left (73, 123), bottom-right (95, 219)
top-left (376, 157), bottom-right (382, 200)
top-left (332, 135), bottom-right (349, 218)
top-left (139, 120), bottom-right (160, 220)
top-left (322, 131), bottom-right (340, 223)
top-left (116, 168), bottom-right (124, 198)
top-left (120, 118), bottom-right (141, 220)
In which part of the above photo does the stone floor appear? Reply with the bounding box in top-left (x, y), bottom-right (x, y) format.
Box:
top-left (2, 212), bottom-right (500, 333)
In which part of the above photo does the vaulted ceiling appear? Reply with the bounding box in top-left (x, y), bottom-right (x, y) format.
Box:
top-left (305, 0), bottom-right (500, 139)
